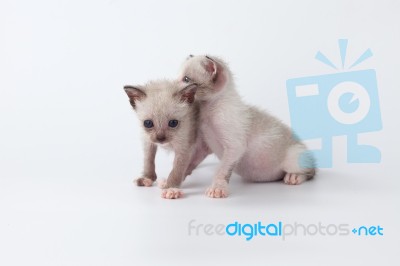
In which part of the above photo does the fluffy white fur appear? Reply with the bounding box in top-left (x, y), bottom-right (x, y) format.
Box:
top-left (124, 80), bottom-right (210, 199)
top-left (178, 55), bottom-right (316, 198)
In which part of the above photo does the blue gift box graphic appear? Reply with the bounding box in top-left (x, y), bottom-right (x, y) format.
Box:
top-left (286, 39), bottom-right (382, 168)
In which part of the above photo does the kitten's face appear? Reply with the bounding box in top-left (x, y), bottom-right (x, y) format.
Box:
top-left (179, 55), bottom-right (227, 100)
top-left (124, 80), bottom-right (197, 145)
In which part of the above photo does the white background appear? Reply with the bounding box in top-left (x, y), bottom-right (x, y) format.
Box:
top-left (1, 0), bottom-right (399, 265)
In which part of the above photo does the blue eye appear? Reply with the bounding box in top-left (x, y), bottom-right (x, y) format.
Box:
top-left (143, 120), bottom-right (154, 128)
top-left (168, 120), bottom-right (179, 128)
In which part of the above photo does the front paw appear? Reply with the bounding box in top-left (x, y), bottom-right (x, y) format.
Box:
top-left (206, 181), bottom-right (229, 198)
top-left (135, 177), bottom-right (155, 187)
top-left (161, 188), bottom-right (183, 199)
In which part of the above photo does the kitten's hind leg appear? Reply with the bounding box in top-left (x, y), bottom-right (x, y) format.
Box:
top-left (282, 144), bottom-right (316, 185)
top-left (283, 173), bottom-right (309, 185)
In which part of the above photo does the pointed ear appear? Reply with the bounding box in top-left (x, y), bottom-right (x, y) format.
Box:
top-left (124, 85), bottom-right (146, 108)
top-left (179, 84), bottom-right (198, 104)
top-left (202, 56), bottom-right (217, 80)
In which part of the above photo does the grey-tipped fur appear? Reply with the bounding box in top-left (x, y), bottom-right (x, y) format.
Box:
top-left (124, 79), bottom-right (210, 199)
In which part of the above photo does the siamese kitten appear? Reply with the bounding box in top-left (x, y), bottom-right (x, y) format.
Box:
top-left (179, 55), bottom-right (316, 198)
top-left (124, 80), bottom-right (209, 199)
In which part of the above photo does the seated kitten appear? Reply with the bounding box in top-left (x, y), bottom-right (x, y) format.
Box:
top-left (124, 80), bottom-right (210, 199)
top-left (178, 55), bottom-right (316, 198)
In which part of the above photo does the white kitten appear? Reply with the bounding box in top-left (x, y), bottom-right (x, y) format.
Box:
top-left (179, 55), bottom-right (316, 198)
top-left (124, 80), bottom-right (210, 199)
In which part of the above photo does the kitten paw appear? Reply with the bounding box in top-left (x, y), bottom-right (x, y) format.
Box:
top-left (157, 178), bottom-right (168, 189)
top-left (284, 173), bottom-right (307, 185)
top-left (135, 177), bottom-right (154, 187)
top-left (206, 181), bottom-right (229, 198)
top-left (161, 188), bottom-right (183, 199)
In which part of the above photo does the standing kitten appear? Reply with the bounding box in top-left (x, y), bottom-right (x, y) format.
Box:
top-left (179, 55), bottom-right (316, 198)
top-left (124, 80), bottom-right (209, 199)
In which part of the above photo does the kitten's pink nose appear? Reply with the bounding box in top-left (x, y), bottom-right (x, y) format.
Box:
top-left (156, 135), bottom-right (166, 143)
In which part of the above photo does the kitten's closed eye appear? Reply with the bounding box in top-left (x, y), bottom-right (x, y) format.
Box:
top-left (144, 120), bottom-right (154, 128)
top-left (168, 120), bottom-right (179, 128)
top-left (182, 76), bottom-right (191, 83)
